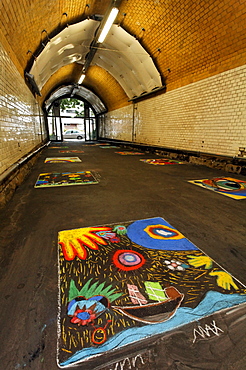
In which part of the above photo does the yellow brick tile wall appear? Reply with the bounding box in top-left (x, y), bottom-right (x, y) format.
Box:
top-left (0, 42), bottom-right (47, 176)
top-left (120, 0), bottom-right (246, 93)
top-left (102, 64), bottom-right (246, 158)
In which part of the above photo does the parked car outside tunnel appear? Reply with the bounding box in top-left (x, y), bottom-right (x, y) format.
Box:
top-left (63, 130), bottom-right (84, 139)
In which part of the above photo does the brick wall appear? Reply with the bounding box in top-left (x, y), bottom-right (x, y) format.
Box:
top-left (121, 0), bottom-right (246, 94)
top-left (101, 64), bottom-right (246, 158)
top-left (0, 41), bottom-right (47, 176)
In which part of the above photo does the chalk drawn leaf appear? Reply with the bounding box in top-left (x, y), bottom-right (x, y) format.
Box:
top-left (69, 279), bottom-right (122, 303)
top-left (209, 271), bottom-right (238, 290)
top-left (187, 255), bottom-right (213, 269)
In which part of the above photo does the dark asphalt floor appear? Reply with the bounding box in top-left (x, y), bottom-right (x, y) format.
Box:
top-left (0, 141), bottom-right (245, 369)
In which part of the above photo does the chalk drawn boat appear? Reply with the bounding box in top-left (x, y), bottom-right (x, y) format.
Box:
top-left (112, 283), bottom-right (184, 324)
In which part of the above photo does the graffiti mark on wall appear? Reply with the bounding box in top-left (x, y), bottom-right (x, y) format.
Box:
top-left (44, 157), bottom-right (81, 163)
top-left (188, 177), bottom-right (246, 199)
top-left (57, 217), bottom-right (246, 367)
top-left (35, 171), bottom-right (98, 188)
top-left (140, 158), bottom-right (183, 165)
top-left (193, 320), bottom-right (224, 343)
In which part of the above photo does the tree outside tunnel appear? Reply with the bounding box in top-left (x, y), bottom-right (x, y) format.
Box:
top-left (60, 98), bottom-right (85, 117)
top-left (48, 98), bottom-right (96, 142)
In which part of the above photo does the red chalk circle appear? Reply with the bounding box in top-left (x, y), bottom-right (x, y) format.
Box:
top-left (112, 250), bottom-right (145, 271)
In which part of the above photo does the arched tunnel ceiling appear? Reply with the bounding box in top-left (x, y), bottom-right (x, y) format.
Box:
top-left (93, 24), bottom-right (162, 97)
top-left (1, 0), bottom-right (246, 112)
top-left (45, 85), bottom-right (107, 114)
top-left (29, 19), bottom-right (162, 100)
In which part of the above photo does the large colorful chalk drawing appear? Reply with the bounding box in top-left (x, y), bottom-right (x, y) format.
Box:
top-left (35, 171), bottom-right (98, 188)
top-left (115, 151), bottom-right (144, 155)
top-left (49, 146), bottom-right (69, 149)
top-left (44, 157), bottom-right (81, 163)
top-left (59, 150), bottom-right (84, 153)
top-left (140, 158), bottom-right (183, 165)
top-left (188, 177), bottom-right (246, 200)
top-left (100, 146), bottom-right (120, 149)
top-left (57, 217), bottom-right (246, 368)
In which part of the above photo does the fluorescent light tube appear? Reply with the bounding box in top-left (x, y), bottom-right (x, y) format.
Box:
top-left (78, 74), bottom-right (85, 84)
top-left (98, 7), bottom-right (119, 43)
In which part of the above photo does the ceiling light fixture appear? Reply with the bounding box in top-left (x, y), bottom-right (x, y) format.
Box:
top-left (97, 7), bottom-right (119, 43)
top-left (78, 74), bottom-right (86, 84)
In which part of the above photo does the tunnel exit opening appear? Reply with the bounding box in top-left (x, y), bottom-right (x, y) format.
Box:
top-left (47, 98), bottom-right (97, 142)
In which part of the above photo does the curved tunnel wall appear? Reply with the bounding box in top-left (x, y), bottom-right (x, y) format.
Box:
top-left (0, 40), bottom-right (47, 177)
top-left (99, 64), bottom-right (246, 158)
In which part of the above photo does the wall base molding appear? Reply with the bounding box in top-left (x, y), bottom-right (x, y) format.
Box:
top-left (0, 141), bottom-right (48, 208)
top-left (99, 138), bottom-right (246, 176)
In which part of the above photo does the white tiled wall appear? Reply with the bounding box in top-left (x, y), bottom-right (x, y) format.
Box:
top-left (102, 65), bottom-right (246, 157)
top-left (0, 41), bottom-right (46, 176)
top-left (99, 105), bottom-right (133, 142)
